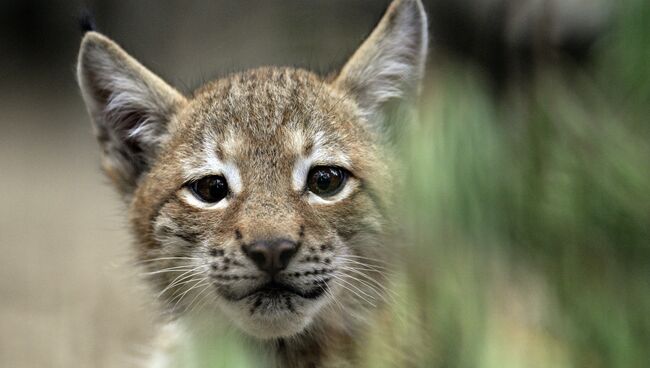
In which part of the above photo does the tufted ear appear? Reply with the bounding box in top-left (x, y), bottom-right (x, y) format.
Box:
top-left (77, 32), bottom-right (187, 197)
top-left (334, 0), bottom-right (428, 132)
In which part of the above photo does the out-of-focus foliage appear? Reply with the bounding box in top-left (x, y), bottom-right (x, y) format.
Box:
top-left (394, 0), bottom-right (650, 367)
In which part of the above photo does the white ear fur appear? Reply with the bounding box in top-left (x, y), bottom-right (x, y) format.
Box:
top-left (335, 0), bottom-right (428, 128)
top-left (77, 32), bottom-right (187, 195)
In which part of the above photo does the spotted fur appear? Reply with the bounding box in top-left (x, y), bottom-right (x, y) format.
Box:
top-left (77, 1), bottom-right (428, 367)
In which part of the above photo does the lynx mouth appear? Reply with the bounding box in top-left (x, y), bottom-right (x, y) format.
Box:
top-left (219, 280), bottom-right (329, 302)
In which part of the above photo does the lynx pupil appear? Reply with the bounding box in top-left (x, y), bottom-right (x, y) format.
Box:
top-left (307, 167), bottom-right (347, 197)
top-left (189, 175), bottom-right (228, 203)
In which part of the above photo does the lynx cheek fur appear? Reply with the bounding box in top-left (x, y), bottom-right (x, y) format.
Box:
top-left (77, 1), bottom-right (427, 367)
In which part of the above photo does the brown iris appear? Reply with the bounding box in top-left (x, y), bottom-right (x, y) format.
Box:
top-left (307, 167), bottom-right (348, 197)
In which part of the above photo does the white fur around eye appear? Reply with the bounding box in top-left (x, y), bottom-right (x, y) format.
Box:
top-left (292, 157), bottom-right (312, 192)
top-left (184, 158), bottom-right (242, 196)
top-left (292, 131), bottom-right (352, 193)
top-left (307, 177), bottom-right (358, 205)
top-left (179, 138), bottom-right (243, 210)
top-left (295, 160), bottom-right (357, 205)
top-left (179, 187), bottom-right (230, 210)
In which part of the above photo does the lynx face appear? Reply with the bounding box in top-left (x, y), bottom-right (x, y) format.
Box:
top-left (78, 0), bottom-right (427, 340)
top-left (139, 68), bottom-right (391, 338)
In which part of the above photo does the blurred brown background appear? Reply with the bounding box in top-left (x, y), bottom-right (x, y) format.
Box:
top-left (0, 0), bottom-right (614, 367)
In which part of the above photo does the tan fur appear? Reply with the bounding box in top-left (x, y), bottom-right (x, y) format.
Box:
top-left (77, 1), bottom-right (428, 367)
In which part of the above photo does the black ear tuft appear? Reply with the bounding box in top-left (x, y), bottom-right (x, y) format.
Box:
top-left (79, 9), bottom-right (97, 34)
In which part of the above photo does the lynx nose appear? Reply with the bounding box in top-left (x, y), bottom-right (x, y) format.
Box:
top-left (242, 239), bottom-right (298, 275)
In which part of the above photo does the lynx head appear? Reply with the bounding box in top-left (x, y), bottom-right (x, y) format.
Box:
top-left (77, 0), bottom-right (427, 339)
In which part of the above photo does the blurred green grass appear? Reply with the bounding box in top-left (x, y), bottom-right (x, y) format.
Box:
top-left (397, 0), bottom-right (650, 366)
top-left (193, 0), bottom-right (650, 366)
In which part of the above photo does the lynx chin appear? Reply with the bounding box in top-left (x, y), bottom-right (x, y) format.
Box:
top-left (77, 0), bottom-right (428, 366)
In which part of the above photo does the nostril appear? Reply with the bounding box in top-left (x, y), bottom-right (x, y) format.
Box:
top-left (243, 239), bottom-right (298, 274)
top-left (250, 250), bottom-right (268, 269)
top-left (276, 242), bottom-right (298, 270)
top-left (243, 243), bottom-right (271, 270)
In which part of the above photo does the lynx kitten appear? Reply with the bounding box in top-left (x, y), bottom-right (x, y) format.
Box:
top-left (77, 1), bottom-right (428, 366)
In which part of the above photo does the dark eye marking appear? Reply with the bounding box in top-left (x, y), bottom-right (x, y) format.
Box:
top-left (159, 225), bottom-right (201, 244)
top-left (306, 166), bottom-right (349, 197)
top-left (175, 232), bottom-right (200, 244)
top-left (186, 175), bottom-right (228, 204)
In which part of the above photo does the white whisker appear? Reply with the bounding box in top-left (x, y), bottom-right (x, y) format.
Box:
top-left (185, 282), bottom-right (214, 314)
top-left (337, 266), bottom-right (389, 299)
top-left (337, 255), bottom-right (391, 271)
top-left (315, 276), bottom-right (345, 312)
top-left (170, 279), bottom-right (210, 311)
top-left (330, 274), bottom-right (377, 307)
top-left (140, 265), bottom-right (201, 276)
top-left (134, 256), bottom-right (203, 265)
top-left (157, 264), bottom-right (208, 298)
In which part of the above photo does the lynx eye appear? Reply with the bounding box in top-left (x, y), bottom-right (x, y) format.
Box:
top-left (187, 175), bottom-right (228, 203)
top-left (307, 166), bottom-right (348, 197)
